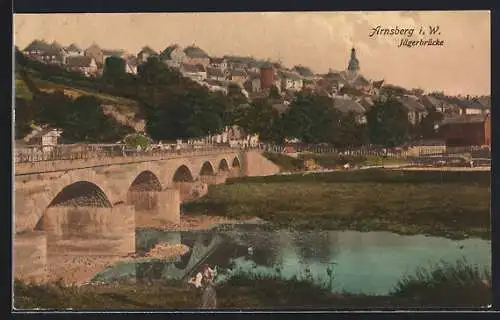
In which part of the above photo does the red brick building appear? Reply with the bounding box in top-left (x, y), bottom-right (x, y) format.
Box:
top-left (439, 114), bottom-right (491, 147)
top-left (260, 65), bottom-right (276, 91)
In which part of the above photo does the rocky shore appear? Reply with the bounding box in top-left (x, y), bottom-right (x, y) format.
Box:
top-left (136, 213), bottom-right (252, 231)
top-left (19, 215), bottom-right (250, 286)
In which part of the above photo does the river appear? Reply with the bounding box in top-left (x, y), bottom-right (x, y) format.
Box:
top-left (91, 224), bottom-right (491, 296)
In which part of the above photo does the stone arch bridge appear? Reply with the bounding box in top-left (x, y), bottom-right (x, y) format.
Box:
top-left (14, 148), bottom-right (280, 262)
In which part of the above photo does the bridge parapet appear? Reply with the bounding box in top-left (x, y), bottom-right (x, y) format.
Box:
top-left (15, 147), bottom-right (240, 175)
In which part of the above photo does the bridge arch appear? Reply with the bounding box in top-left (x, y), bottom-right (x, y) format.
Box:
top-left (199, 161), bottom-right (215, 176)
top-left (232, 156), bottom-right (241, 168)
top-left (128, 170), bottom-right (163, 192)
top-left (126, 170), bottom-right (164, 212)
top-left (47, 181), bottom-right (112, 208)
top-left (172, 165), bottom-right (196, 202)
top-left (218, 159), bottom-right (230, 172)
top-left (173, 165), bottom-right (195, 183)
top-left (35, 180), bottom-right (113, 231)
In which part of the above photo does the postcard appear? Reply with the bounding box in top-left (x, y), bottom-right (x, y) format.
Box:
top-left (13, 11), bottom-right (491, 310)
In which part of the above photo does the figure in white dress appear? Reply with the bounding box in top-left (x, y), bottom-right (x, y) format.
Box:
top-left (188, 264), bottom-right (217, 309)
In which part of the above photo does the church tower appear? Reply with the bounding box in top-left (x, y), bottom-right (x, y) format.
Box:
top-left (347, 47), bottom-right (360, 79)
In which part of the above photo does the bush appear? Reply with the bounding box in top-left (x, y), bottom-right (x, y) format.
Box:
top-left (262, 152), bottom-right (305, 172)
top-left (124, 133), bottom-right (151, 149)
top-left (299, 153), bottom-right (367, 169)
top-left (390, 258), bottom-right (491, 307)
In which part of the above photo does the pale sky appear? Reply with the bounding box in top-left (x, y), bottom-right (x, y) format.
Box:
top-left (14, 11), bottom-right (490, 96)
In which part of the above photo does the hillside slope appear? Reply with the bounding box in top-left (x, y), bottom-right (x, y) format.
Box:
top-left (15, 67), bottom-right (146, 133)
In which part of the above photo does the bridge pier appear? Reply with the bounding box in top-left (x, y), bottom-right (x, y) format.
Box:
top-left (229, 167), bottom-right (241, 178)
top-left (127, 189), bottom-right (180, 224)
top-left (41, 204), bottom-right (136, 255)
top-left (174, 181), bottom-right (209, 202)
top-left (199, 173), bottom-right (227, 185)
top-left (13, 232), bottom-right (47, 283)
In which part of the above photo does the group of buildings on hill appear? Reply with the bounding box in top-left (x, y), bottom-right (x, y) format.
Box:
top-left (20, 39), bottom-right (491, 149)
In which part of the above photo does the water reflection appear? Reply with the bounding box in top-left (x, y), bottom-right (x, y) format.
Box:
top-left (293, 231), bottom-right (339, 264)
top-left (91, 225), bottom-right (491, 295)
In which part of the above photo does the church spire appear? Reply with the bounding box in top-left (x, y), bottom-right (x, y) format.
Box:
top-left (347, 47), bottom-right (360, 79)
top-left (347, 47), bottom-right (360, 73)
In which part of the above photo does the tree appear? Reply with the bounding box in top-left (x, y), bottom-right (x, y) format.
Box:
top-left (234, 97), bottom-right (282, 143)
top-left (146, 87), bottom-right (226, 141)
top-left (380, 84), bottom-right (408, 98)
top-left (61, 95), bottom-right (131, 143)
top-left (15, 98), bottom-right (35, 139)
top-left (34, 90), bottom-right (71, 127)
top-left (63, 96), bottom-right (108, 142)
top-left (137, 56), bottom-right (180, 86)
top-left (102, 56), bottom-right (126, 83)
top-left (224, 84), bottom-right (248, 126)
top-left (366, 98), bottom-right (412, 148)
top-left (336, 112), bottom-right (368, 148)
top-left (227, 83), bottom-right (248, 106)
top-left (124, 133), bottom-right (151, 149)
top-left (416, 106), bottom-right (444, 139)
top-left (269, 85), bottom-right (281, 100)
top-left (281, 92), bottom-right (341, 144)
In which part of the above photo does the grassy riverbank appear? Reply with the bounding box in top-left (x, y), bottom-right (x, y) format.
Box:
top-left (14, 259), bottom-right (491, 309)
top-left (184, 169), bottom-right (490, 240)
top-left (263, 152), bottom-right (408, 172)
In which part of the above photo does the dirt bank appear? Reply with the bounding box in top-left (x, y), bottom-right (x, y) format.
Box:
top-left (44, 254), bottom-right (126, 286)
top-left (17, 214), bottom-right (257, 286)
top-left (136, 214), bottom-right (262, 231)
top-left (39, 243), bottom-right (190, 286)
top-left (134, 243), bottom-right (190, 261)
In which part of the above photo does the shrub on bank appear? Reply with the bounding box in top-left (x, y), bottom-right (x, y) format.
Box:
top-left (13, 258), bottom-right (491, 309)
top-left (299, 153), bottom-right (367, 169)
top-left (262, 152), bottom-right (305, 172)
top-left (390, 258), bottom-right (491, 307)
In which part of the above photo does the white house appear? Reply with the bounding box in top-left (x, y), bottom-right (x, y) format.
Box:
top-left (206, 67), bottom-right (228, 81)
top-left (61, 43), bottom-right (84, 64)
top-left (228, 69), bottom-right (248, 86)
top-left (181, 64), bottom-right (207, 82)
top-left (23, 126), bottom-right (63, 152)
top-left (137, 46), bottom-right (158, 64)
top-left (23, 40), bottom-right (66, 65)
top-left (206, 126), bottom-right (259, 148)
top-left (457, 97), bottom-right (490, 115)
top-left (160, 44), bottom-right (186, 69)
top-left (123, 56), bottom-right (138, 75)
top-left (332, 95), bottom-right (367, 124)
top-left (125, 60), bottom-right (138, 75)
top-left (209, 57), bottom-right (228, 71)
top-left (202, 80), bottom-right (228, 94)
top-left (279, 70), bottom-right (304, 91)
top-left (64, 43), bottom-right (84, 57)
top-left (66, 56), bottom-right (99, 77)
top-left (397, 95), bottom-right (429, 125)
top-left (251, 77), bottom-right (261, 92)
